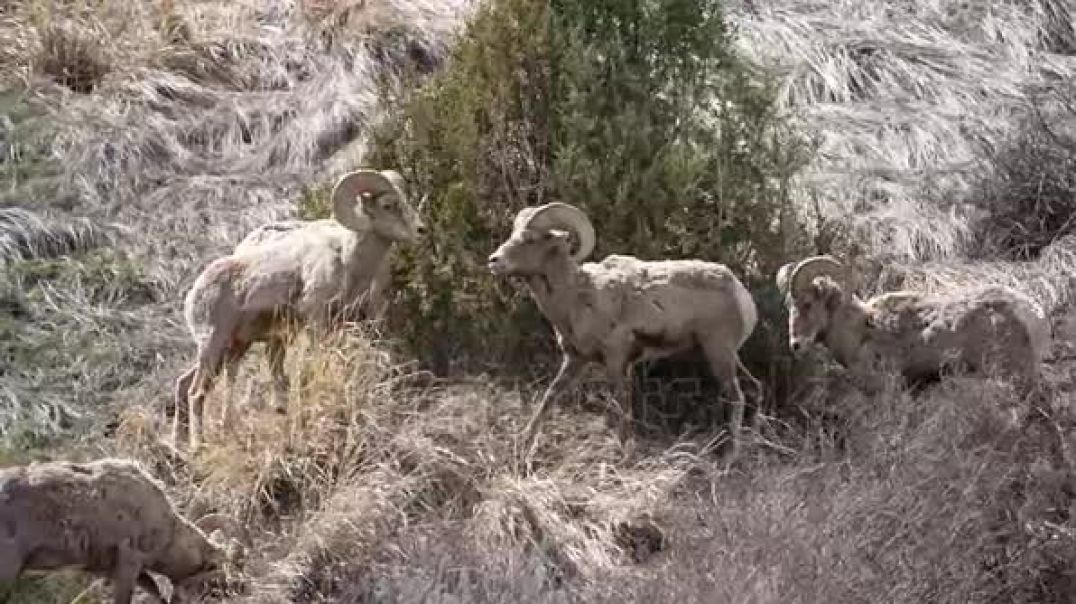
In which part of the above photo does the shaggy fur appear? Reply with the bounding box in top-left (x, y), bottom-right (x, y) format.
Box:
top-left (488, 203), bottom-right (760, 457)
top-left (0, 458), bottom-right (245, 604)
top-left (173, 169), bottom-right (425, 451)
top-left (777, 255), bottom-right (1051, 395)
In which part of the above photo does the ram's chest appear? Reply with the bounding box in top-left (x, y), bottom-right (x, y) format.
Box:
top-left (555, 291), bottom-right (684, 365)
top-left (547, 294), bottom-right (611, 362)
top-left (626, 329), bottom-right (690, 365)
top-left (556, 318), bottom-right (608, 363)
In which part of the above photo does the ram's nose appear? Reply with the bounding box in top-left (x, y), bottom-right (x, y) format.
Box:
top-left (487, 252), bottom-right (506, 274)
top-left (789, 338), bottom-right (803, 353)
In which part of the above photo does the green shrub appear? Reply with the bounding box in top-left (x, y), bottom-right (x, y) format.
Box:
top-left (354, 0), bottom-right (814, 387)
top-left (364, 0), bottom-right (556, 376)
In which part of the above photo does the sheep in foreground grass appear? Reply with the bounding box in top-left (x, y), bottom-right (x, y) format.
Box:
top-left (487, 202), bottom-right (761, 455)
top-left (0, 458), bottom-right (247, 604)
top-left (776, 255), bottom-right (1051, 395)
top-left (173, 169), bottom-right (426, 451)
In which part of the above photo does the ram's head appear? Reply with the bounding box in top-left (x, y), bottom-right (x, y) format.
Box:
top-left (776, 255), bottom-right (849, 353)
top-left (487, 202), bottom-right (596, 277)
top-left (331, 169), bottom-right (428, 243)
top-left (167, 513), bottom-right (249, 601)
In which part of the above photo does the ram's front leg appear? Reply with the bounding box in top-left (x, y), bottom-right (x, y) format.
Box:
top-left (847, 354), bottom-right (889, 396)
top-left (522, 353), bottom-right (586, 447)
top-left (266, 336), bottom-right (290, 415)
top-left (111, 539), bottom-right (147, 604)
top-left (603, 352), bottom-right (636, 447)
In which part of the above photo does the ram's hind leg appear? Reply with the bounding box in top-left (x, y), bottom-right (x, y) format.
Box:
top-left (218, 340), bottom-right (252, 430)
top-left (110, 539), bottom-right (146, 604)
top-left (266, 336), bottom-right (290, 415)
top-left (735, 356), bottom-right (764, 431)
top-left (172, 365), bottom-right (197, 449)
top-left (701, 339), bottom-right (747, 460)
top-left (185, 330), bottom-right (234, 452)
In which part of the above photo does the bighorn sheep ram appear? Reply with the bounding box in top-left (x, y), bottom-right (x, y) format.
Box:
top-left (776, 255), bottom-right (1051, 395)
top-left (487, 202), bottom-right (761, 454)
top-left (0, 457), bottom-right (247, 604)
top-left (173, 169), bottom-right (426, 451)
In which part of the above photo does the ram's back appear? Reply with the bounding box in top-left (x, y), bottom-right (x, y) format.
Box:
top-left (0, 460), bottom-right (178, 572)
top-left (234, 219), bottom-right (342, 254)
top-left (865, 286), bottom-right (1047, 380)
top-left (581, 255), bottom-right (756, 345)
top-left (183, 223), bottom-right (361, 328)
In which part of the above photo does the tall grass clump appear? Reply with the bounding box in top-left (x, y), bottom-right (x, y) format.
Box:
top-left (970, 86), bottom-right (1076, 261)
top-left (583, 376), bottom-right (1076, 603)
top-left (732, 0), bottom-right (1076, 266)
top-left (354, 0), bottom-right (813, 381)
top-left (110, 325), bottom-right (710, 603)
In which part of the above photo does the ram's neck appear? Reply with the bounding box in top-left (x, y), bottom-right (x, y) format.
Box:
top-left (823, 296), bottom-right (872, 367)
top-left (525, 256), bottom-right (584, 339)
top-left (345, 231), bottom-right (393, 290)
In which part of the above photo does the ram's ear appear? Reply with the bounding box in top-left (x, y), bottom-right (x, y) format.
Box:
top-left (194, 513), bottom-right (250, 549)
top-left (820, 278), bottom-right (846, 311)
top-left (548, 229), bottom-right (571, 243)
top-left (356, 191), bottom-right (376, 211)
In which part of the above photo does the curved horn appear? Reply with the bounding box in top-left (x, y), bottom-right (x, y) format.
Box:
top-left (519, 202), bottom-right (596, 263)
top-left (510, 206), bottom-right (540, 233)
top-left (194, 513), bottom-right (251, 547)
top-left (789, 256), bottom-right (847, 298)
top-left (775, 261), bottom-right (795, 297)
top-left (331, 169), bottom-right (410, 232)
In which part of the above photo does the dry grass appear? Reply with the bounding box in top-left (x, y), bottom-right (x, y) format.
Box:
top-left (109, 327), bottom-right (707, 602)
top-left (0, 0), bottom-right (475, 458)
top-left (94, 325), bottom-right (1076, 603)
top-left (0, 206), bottom-right (114, 266)
top-left (731, 0), bottom-right (1076, 263)
top-left (848, 233), bottom-right (1076, 324)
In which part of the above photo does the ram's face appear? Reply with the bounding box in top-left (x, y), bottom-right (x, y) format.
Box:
top-left (173, 532), bottom-right (243, 599)
top-left (487, 228), bottom-right (571, 276)
top-left (363, 192), bottom-right (426, 243)
top-left (787, 278), bottom-right (843, 353)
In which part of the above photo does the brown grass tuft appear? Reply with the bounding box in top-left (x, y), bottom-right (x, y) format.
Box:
top-left (110, 328), bottom-right (735, 601)
top-left (734, 0), bottom-right (1076, 264)
top-left (35, 18), bottom-right (111, 93)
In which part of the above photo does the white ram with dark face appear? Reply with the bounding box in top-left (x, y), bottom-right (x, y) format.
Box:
top-left (776, 255), bottom-right (1051, 394)
top-left (488, 202), bottom-right (760, 458)
top-left (173, 169), bottom-right (426, 452)
top-left (0, 458), bottom-right (248, 604)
